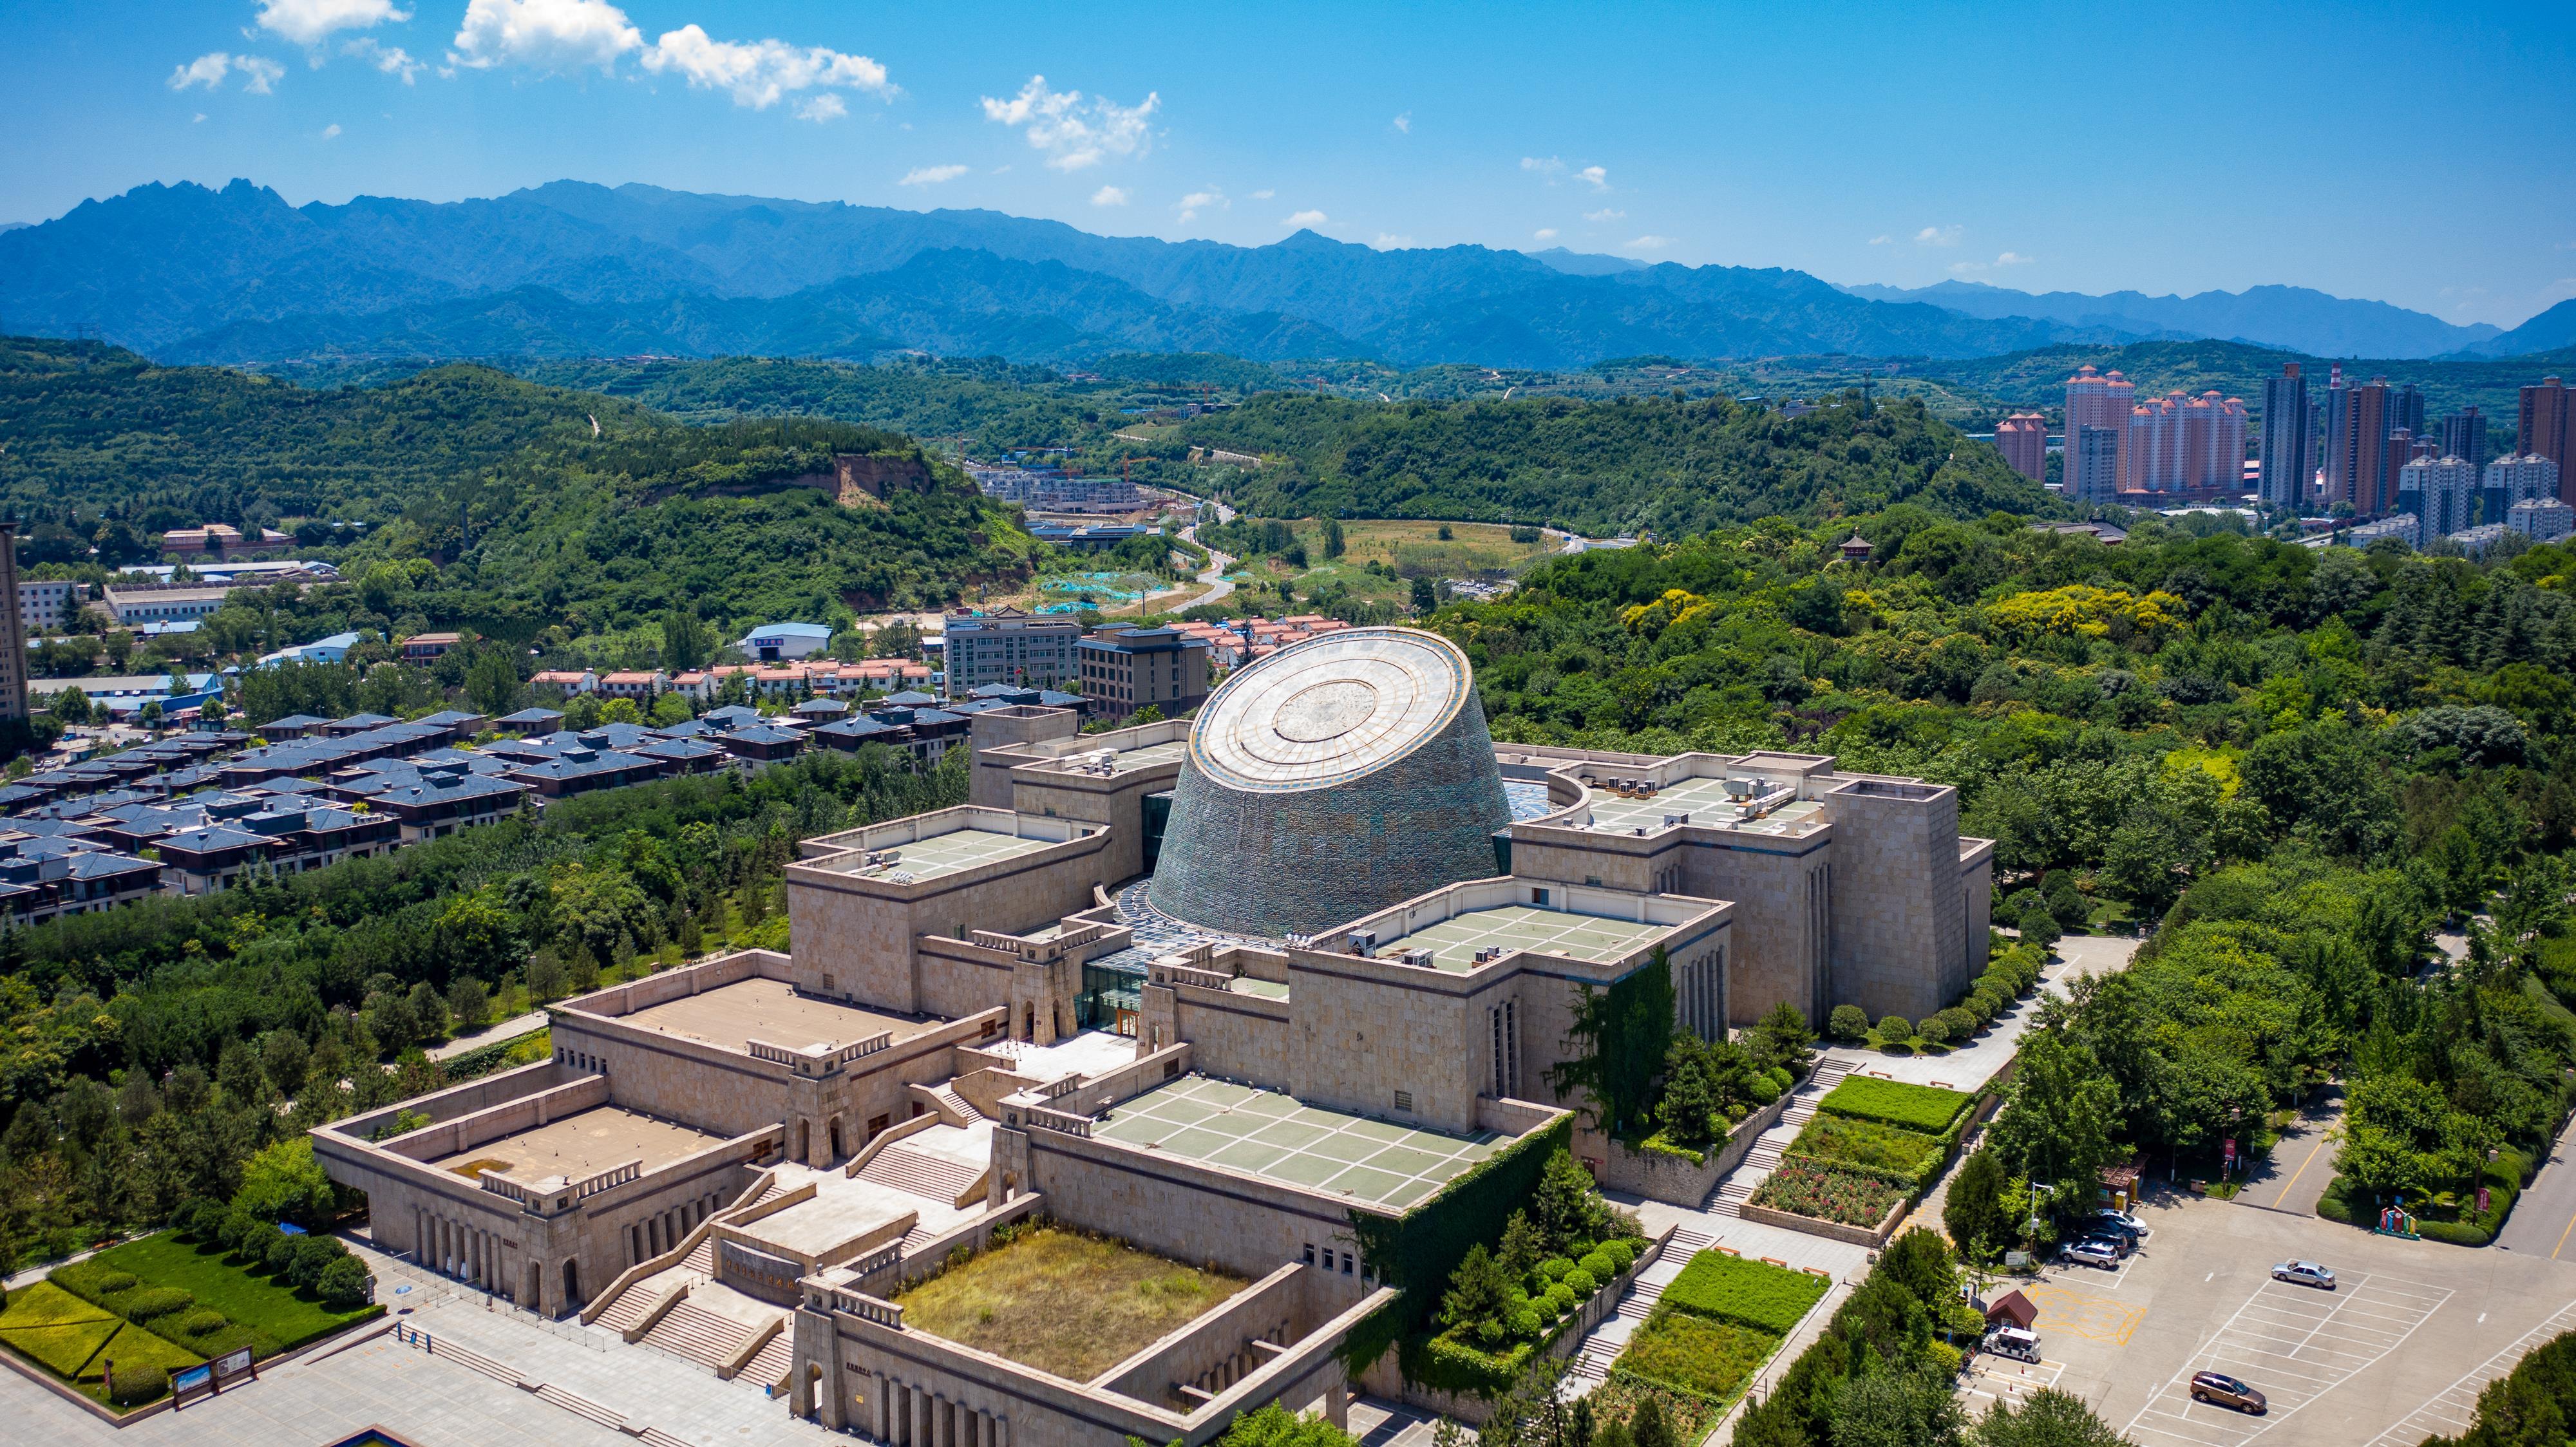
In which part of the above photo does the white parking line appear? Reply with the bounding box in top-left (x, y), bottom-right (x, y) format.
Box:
top-left (2363, 1300), bottom-right (2576, 1447)
top-left (2121, 1272), bottom-right (2454, 1447)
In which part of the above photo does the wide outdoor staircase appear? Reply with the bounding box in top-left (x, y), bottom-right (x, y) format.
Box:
top-left (680, 1236), bottom-right (715, 1276)
top-left (593, 1284), bottom-right (664, 1337)
top-left (1707, 1058), bottom-right (1853, 1219)
top-left (860, 1141), bottom-right (986, 1205)
top-left (744, 1330), bottom-right (795, 1392)
top-left (640, 1299), bottom-right (757, 1371)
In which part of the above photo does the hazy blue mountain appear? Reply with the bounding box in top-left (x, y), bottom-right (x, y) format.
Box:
top-left (1526, 247), bottom-right (1649, 276)
top-left (3, 178), bottom-right (2152, 368)
top-left (160, 249), bottom-right (1363, 366)
top-left (2458, 299), bottom-right (2576, 359)
top-left (1839, 278), bottom-right (2500, 359)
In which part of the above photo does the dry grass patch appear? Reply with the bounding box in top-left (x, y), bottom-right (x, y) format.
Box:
top-left (893, 1227), bottom-right (1244, 1383)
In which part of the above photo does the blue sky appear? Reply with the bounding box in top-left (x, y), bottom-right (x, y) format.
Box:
top-left (5, 0), bottom-right (2572, 326)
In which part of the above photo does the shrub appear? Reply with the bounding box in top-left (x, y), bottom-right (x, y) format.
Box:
top-left (1660, 1251), bottom-right (1832, 1335)
top-left (122, 1287), bottom-right (193, 1321)
top-left (1766, 1066), bottom-right (1795, 1095)
top-left (1564, 1267), bottom-right (1600, 1296)
top-left (1873, 1015), bottom-right (1913, 1045)
top-left (1816, 1077), bottom-right (1976, 1135)
top-left (216, 1211), bottom-right (260, 1257)
top-left (1915, 1014), bottom-right (1953, 1047)
top-left (1580, 1250), bottom-right (1616, 1281)
top-left (287, 1236), bottom-right (345, 1292)
top-left (261, 1229), bottom-right (301, 1275)
top-left (1543, 1283), bottom-right (1578, 1317)
top-left (93, 1271), bottom-right (138, 1294)
top-left (1828, 1005), bottom-right (1871, 1041)
top-left (176, 1309), bottom-right (229, 1338)
top-left (1746, 1073), bottom-right (1782, 1107)
top-left (1507, 1305), bottom-right (1543, 1338)
top-left (1936, 1007), bottom-right (1978, 1041)
top-left (107, 1363), bottom-right (169, 1407)
top-left (177, 1199), bottom-right (225, 1242)
top-left (1598, 1238), bottom-right (1636, 1273)
top-left (317, 1255), bottom-right (373, 1310)
top-left (1537, 1256), bottom-right (1575, 1282)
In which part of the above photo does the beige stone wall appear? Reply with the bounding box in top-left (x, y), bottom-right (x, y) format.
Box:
top-left (1147, 982), bottom-right (1291, 1083)
top-left (786, 827), bottom-right (1110, 1013)
top-left (1825, 780), bottom-right (1969, 1021)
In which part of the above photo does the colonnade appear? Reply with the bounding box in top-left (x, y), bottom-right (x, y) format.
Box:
top-left (416, 1206), bottom-right (513, 1296)
top-left (870, 1372), bottom-right (1010, 1447)
top-left (627, 1189), bottom-right (728, 1265)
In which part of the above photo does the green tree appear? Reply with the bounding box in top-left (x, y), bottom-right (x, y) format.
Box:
top-left (1546, 947), bottom-right (1676, 1135)
top-left (1967, 1388), bottom-right (2129, 1447)
top-left (1944, 1150), bottom-right (2012, 1264)
top-left (1984, 1031), bottom-right (2123, 1214)
top-left (231, 1138), bottom-right (336, 1227)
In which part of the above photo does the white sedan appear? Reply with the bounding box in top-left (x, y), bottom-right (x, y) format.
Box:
top-left (2272, 1260), bottom-right (2336, 1289)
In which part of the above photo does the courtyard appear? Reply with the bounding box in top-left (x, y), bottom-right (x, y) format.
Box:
top-left (1094, 1075), bottom-right (1504, 1208)
top-left (892, 1225), bottom-right (1246, 1383)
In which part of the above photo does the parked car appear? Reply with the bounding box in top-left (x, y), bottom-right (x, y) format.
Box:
top-left (2079, 1231), bottom-right (2134, 1258)
top-left (2271, 1260), bottom-right (2336, 1289)
top-left (2090, 1208), bottom-right (2147, 1241)
top-left (2190, 1372), bottom-right (2268, 1413)
top-left (2060, 1238), bottom-right (2121, 1269)
top-left (1984, 1326), bottom-right (2042, 1363)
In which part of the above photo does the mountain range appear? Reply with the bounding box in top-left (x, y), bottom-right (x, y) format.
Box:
top-left (4, 179), bottom-right (2567, 372)
top-left (1840, 279), bottom-right (2576, 361)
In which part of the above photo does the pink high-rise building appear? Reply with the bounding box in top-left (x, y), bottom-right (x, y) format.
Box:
top-left (2122, 390), bottom-right (2248, 495)
top-left (2063, 366), bottom-right (2135, 502)
top-left (1994, 411), bottom-right (2048, 483)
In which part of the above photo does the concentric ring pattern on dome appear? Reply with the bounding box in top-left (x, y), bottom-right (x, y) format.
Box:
top-left (1188, 629), bottom-right (1474, 793)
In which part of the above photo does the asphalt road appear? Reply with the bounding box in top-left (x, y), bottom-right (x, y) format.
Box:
top-left (2496, 1108), bottom-right (2576, 1259)
top-left (2235, 1088), bottom-right (2345, 1218)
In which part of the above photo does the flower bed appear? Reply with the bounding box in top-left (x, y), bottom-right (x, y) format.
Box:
top-left (1657, 1250), bottom-right (1830, 1336)
top-left (1748, 1159), bottom-right (1907, 1228)
top-left (1615, 1310), bottom-right (1777, 1403)
top-left (1814, 1077), bottom-right (1975, 1135)
top-left (1787, 1113), bottom-right (1947, 1189)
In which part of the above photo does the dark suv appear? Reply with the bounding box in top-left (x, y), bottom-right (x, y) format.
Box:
top-left (2191, 1372), bottom-right (2267, 1414)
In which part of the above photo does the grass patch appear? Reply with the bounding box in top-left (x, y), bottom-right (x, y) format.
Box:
top-left (893, 1225), bottom-right (1244, 1383)
top-left (56, 1231), bottom-right (376, 1357)
top-left (75, 1321), bottom-right (202, 1383)
top-left (1747, 1159), bottom-right (1906, 1228)
top-left (0, 1278), bottom-right (115, 1329)
top-left (1658, 1251), bottom-right (1830, 1336)
top-left (1615, 1310), bottom-right (1779, 1403)
top-left (0, 1315), bottom-right (123, 1377)
top-left (1788, 1113), bottom-right (1946, 1186)
top-left (1815, 1077), bottom-right (1974, 1135)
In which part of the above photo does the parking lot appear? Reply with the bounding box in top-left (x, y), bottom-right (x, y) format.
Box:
top-left (1964, 1187), bottom-right (2576, 1447)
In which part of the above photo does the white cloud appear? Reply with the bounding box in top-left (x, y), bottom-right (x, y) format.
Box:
top-left (1584, 208), bottom-right (1624, 223)
top-left (1283, 209), bottom-right (1328, 228)
top-left (1575, 165), bottom-right (1607, 190)
top-left (1091, 185), bottom-right (1129, 207)
top-left (981, 75), bottom-right (1158, 171)
top-left (641, 24), bottom-right (891, 109)
top-left (1623, 234), bottom-right (1674, 251)
top-left (796, 94), bottom-right (845, 122)
top-left (321, 122), bottom-right (342, 138)
top-left (1520, 155), bottom-right (1564, 175)
top-left (1374, 233), bottom-right (1416, 249)
top-left (237, 56), bottom-right (285, 93)
top-left (1532, 227), bottom-right (1558, 241)
top-left (1868, 234), bottom-right (1893, 245)
top-left (898, 164), bottom-right (969, 186)
top-left (1249, 188), bottom-right (1273, 200)
top-left (343, 38), bottom-right (421, 82)
top-left (257, 0), bottom-right (409, 47)
top-left (169, 53), bottom-right (234, 90)
top-left (449, 0), bottom-right (640, 73)
top-left (1995, 251), bottom-right (2035, 267)
top-left (192, 111), bottom-right (207, 122)
top-left (1392, 111), bottom-right (1410, 133)
top-left (1913, 225), bottom-right (1961, 247)
top-left (1175, 187), bottom-right (1227, 222)
top-left (1949, 251), bottom-right (2035, 276)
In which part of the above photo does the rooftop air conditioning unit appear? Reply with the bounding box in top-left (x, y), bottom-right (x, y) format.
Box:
top-left (1347, 930), bottom-right (1378, 954)
top-left (1663, 812), bottom-right (1690, 828)
top-left (1401, 948), bottom-right (1435, 969)
top-left (1723, 778), bottom-right (1755, 800)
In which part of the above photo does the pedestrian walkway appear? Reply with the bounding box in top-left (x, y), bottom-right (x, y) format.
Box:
top-left (427, 1011), bottom-right (548, 1062)
top-left (1707, 1057), bottom-right (1851, 1218)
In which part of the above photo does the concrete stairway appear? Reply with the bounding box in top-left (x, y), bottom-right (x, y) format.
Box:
top-left (592, 1281), bottom-right (663, 1336)
top-left (640, 1299), bottom-right (755, 1370)
top-left (744, 1330), bottom-right (795, 1392)
top-left (1708, 1059), bottom-right (1852, 1219)
top-left (929, 1083), bottom-right (983, 1122)
top-left (860, 1142), bottom-right (985, 1204)
top-left (681, 1237), bottom-right (715, 1276)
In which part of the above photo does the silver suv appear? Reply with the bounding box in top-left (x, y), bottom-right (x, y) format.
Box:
top-left (2060, 1238), bottom-right (2120, 1269)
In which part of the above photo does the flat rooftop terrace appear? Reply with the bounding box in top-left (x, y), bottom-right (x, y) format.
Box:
top-left (1039, 737), bottom-right (1191, 774)
top-left (616, 977), bottom-right (925, 1053)
top-left (817, 825), bottom-right (1059, 883)
top-left (431, 1104), bottom-right (721, 1186)
top-left (1579, 773), bottom-right (1828, 837)
top-left (1094, 1075), bottom-right (1502, 1209)
top-left (976, 1028), bottom-right (1141, 1084)
top-left (1378, 902), bottom-right (1667, 971)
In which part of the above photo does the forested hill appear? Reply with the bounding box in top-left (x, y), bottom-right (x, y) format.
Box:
top-left (1179, 393), bottom-right (2054, 538)
top-left (0, 337), bottom-right (1033, 637)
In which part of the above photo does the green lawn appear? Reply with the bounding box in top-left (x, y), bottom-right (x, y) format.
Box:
top-left (56, 1231), bottom-right (377, 1357)
top-left (1615, 1310), bottom-right (1779, 1404)
top-left (1658, 1251), bottom-right (1832, 1336)
top-left (0, 1278), bottom-right (200, 1406)
top-left (1814, 1077), bottom-right (1975, 1135)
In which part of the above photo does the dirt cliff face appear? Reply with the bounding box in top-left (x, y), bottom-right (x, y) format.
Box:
top-left (833, 452), bottom-right (933, 506)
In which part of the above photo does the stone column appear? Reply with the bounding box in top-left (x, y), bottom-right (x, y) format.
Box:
top-left (1325, 1369), bottom-right (1349, 1430)
top-left (874, 1372), bottom-right (891, 1442)
top-left (912, 1382), bottom-right (930, 1447)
